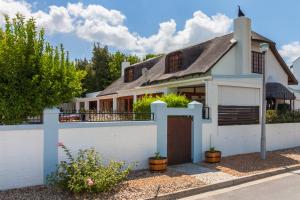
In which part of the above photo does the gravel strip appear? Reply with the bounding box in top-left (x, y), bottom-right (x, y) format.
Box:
top-left (0, 169), bottom-right (205, 200)
top-left (202, 147), bottom-right (300, 177)
top-left (169, 163), bottom-right (237, 185)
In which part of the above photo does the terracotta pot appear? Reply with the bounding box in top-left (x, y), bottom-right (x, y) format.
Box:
top-left (205, 151), bottom-right (221, 163)
top-left (149, 157), bottom-right (167, 172)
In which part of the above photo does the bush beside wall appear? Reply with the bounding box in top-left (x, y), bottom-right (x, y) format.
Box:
top-left (266, 110), bottom-right (300, 124)
top-left (133, 94), bottom-right (190, 113)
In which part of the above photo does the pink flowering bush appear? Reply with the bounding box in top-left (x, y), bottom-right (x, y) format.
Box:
top-left (48, 144), bottom-right (131, 193)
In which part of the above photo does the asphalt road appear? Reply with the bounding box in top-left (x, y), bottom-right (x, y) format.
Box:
top-left (182, 170), bottom-right (300, 200)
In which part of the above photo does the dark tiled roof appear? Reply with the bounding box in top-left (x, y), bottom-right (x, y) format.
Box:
top-left (98, 31), bottom-right (297, 97)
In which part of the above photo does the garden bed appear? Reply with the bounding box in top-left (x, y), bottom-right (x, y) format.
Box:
top-left (202, 147), bottom-right (300, 177)
top-left (0, 169), bottom-right (205, 200)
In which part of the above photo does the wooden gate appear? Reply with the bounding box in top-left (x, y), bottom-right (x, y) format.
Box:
top-left (167, 116), bottom-right (192, 165)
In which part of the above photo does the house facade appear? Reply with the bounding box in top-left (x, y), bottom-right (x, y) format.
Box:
top-left (74, 15), bottom-right (297, 122)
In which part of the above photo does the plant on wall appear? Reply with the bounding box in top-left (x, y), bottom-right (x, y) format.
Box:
top-left (133, 94), bottom-right (190, 114)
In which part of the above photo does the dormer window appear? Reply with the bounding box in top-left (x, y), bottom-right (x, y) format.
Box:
top-left (166, 52), bottom-right (183, 73)
top-left (124, 67), bottom-right (134, 82)
top-left (252, 51), bottom-right (265, 74)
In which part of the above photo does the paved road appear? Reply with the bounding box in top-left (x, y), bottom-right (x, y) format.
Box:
top-left (182, 170), bottom-right (300, 200)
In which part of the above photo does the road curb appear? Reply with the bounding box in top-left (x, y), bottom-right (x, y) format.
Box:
top-left (147, 165), bottom-right (300, 200)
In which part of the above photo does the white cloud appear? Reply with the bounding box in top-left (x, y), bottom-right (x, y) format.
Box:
top-left (0, 0), bottom-right (31, 23)
top-left (33, 6), bottom-right (74, 34)
top-left (0, 0), bottom-right (233, 55)
top-left (279, 42), bottom-right (300, 65)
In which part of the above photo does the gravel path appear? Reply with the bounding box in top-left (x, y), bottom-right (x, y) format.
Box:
top-left (0, 169), bottom-right (205, 200)
top-left (202, 147), bottom-right (300, 177)
top-left (170, 163), bottom-right (237, 184)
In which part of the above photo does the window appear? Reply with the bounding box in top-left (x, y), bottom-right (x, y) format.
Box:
top-left (124, 67), bottom-right (134, 82)
top-left (252, 51), bottom-right (265, 74)
top-left (166, 52), bottom-right (183, 73)
top-left (100, 99), bottom-right (113, 112)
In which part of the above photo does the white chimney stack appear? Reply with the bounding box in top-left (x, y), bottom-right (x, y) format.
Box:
top-left (121, 61), bottom-right (130, 77)
top-left (234, 16), bottom-right (252, 74)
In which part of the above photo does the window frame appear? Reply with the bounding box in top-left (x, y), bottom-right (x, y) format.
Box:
top-left (124, 67), bottom-right (134, 82)
top-left (165, 52), bottom-right (183, 73)
top-left (252, 51), bottom-right (265, 74)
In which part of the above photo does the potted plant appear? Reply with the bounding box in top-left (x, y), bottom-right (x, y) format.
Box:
top-left (149, 152), bottom-right (167, 172)
top-left (205, 147), bottom-right (221, 163)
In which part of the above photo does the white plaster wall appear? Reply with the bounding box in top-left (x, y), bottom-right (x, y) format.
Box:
top-left (295, 99), bottom-right (300, 110)
top-left (211, 47), bottom-right (237, 75)
top-left (266, 123), bottom-right (300, 151)
top-left (203, 123), bottom-right (300, 157)
top-left (59, 124), bottom-right (157, 170)
top-left (218, 85), bottom-right (260, 106)
top-left (291, 57), bottom-right (300, 90)
top-left (0, 127), bottom-right (44, 190)
top-left (265, 51), bottom-right (288, 86)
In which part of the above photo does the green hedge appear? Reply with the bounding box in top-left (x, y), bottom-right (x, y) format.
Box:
top-left (133, 94), bottom-right (190, 114)
top-left (266, 110), bottom-right (300, 124)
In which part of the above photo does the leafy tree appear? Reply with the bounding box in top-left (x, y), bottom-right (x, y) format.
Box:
top-left (108, 51), bottom-right (126, 82)
top-left (0, 15), bottom-right (86, 124)
top-left (143, 54), bottom-right (157, 61)
top-left (126, 55), bottom-right (140, 65)
top-left (91, 43), bottom-right (111, 91)
top-left (75, 58), bottom-right (94, 96)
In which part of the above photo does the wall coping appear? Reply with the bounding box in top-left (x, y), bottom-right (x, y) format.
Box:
top-left (59, 121), bottom-right (156, 129)
top-left (0, 124), bottom-right (43, 131)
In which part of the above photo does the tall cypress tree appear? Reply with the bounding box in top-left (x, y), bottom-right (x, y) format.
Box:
top-left (91, 43), bottom-right (111, 91)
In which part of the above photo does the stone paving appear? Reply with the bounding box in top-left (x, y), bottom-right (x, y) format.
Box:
top-left (169, 163), bottom-right (237, 185)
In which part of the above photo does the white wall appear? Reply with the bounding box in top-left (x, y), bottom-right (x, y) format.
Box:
top-left (218, 85), bottom-right (260, 106)
top-left (266, 51), bottom-right (288, 85)
top-left (0, 126), bottom-right (44, 190)
top-left (211, 47), bottom-right (237, 75)
top-left (203, 123), bottom-right (300, 157)
top-left (59, 123), bottom-right (157, 170)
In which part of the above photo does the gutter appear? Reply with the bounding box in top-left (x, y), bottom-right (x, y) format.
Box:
top-left (117, 76), bottom-right (213, 94)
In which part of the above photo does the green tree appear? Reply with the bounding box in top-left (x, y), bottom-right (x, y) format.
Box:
top-left (127, 55), bottom-right (140, 65)
top-left (0, 15), bottom-right (86, 124)
top-left (108, 51), bottom-right (126, 82)
top-left (91, 43), bottom-right (111, 91)
top-left (75, 58), bottom-right (94, 96)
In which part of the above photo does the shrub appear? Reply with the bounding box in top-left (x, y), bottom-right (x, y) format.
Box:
top-left (133, 93), bottom-right (190, 114)
top-left (277, 103), bottom-right (290, 113)
top-left (266, 109), bottom-right (300, 123)
top-left (48, 144), bottom-right (131, 193)
top-left (266, 110), bottom-right (278, 123)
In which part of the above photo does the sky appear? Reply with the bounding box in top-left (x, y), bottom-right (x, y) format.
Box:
top-left (1, 0), bottom-right (300, 65)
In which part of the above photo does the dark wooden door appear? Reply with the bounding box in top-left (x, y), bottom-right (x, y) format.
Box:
top-left (167, 116), bottom-right (192, 165)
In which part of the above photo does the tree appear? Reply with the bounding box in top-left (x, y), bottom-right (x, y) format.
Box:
top-left (91, 43), bottom-right (111, 91)
top-left (108, 51), bottom-right (126, 82)
top-left (75, 46), bottom-right (141, 93)
top-left (143, 54), bottom-right (157, 61)
top-left (127, 55), bottom-right (140, 65)
top-left (75, 58), bottom-right (94, 96)
top-left (0, 15), bottom-right (86, 124)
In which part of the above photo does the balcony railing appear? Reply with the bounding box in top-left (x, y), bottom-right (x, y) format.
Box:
top-left (59, 112), bottom-right (154, 122)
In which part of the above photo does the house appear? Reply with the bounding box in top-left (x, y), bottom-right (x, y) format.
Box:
top-left (80, 13), bottom-right (297, 119)
top-left (289, 58), bottom-right (300, 109)
top-left (65, 91), bottom-right (102, 112)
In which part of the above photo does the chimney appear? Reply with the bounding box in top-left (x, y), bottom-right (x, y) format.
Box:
top-left (121, 61), bottom-right (130, 76)
top-left (234, 16), bottom-right (252, 74)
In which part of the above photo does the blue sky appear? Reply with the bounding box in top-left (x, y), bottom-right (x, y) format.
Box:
top-left (1, 0), bottom-right (300, 64)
